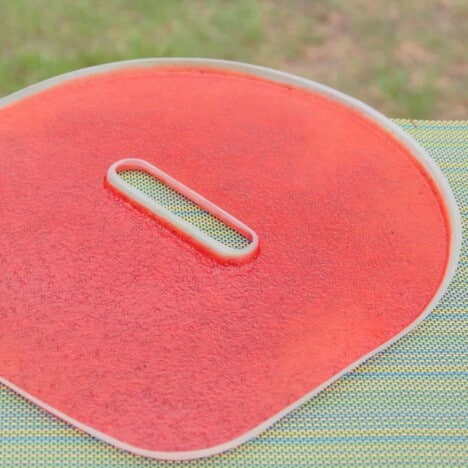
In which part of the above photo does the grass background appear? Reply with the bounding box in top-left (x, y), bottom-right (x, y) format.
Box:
top-left (0, 0), bottom-right (466, 119)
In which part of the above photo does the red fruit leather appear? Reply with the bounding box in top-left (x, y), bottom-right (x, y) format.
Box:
top-left (0, 66), bottom-right (449, 458)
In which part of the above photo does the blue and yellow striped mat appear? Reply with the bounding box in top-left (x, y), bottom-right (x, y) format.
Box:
top-left (1, 119), bottom-right (466, 466)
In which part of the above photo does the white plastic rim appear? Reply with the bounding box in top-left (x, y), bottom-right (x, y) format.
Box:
top-left (0, 59), bottom-right (462, 461)
top-left (106, 158), bottom-right (259, 264)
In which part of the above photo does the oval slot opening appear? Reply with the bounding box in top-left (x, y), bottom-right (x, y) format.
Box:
top-left (106, 159), bottom-right (259, 264)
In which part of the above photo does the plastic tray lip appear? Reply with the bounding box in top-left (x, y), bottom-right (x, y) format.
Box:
top-left (0, 58), bottom-right (462, 461)
top-left (106, 158), bottom-right (259, 264)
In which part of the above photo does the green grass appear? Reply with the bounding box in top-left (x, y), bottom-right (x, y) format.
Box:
top-left (0, 0), bottom-right (466, 119)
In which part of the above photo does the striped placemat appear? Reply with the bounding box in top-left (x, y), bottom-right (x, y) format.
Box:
top-left (1, 119), bottom-right (466, 467)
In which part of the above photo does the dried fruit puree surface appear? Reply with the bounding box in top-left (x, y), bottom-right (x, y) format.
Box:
top-left (0, 67), bottom-right (448, 452)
